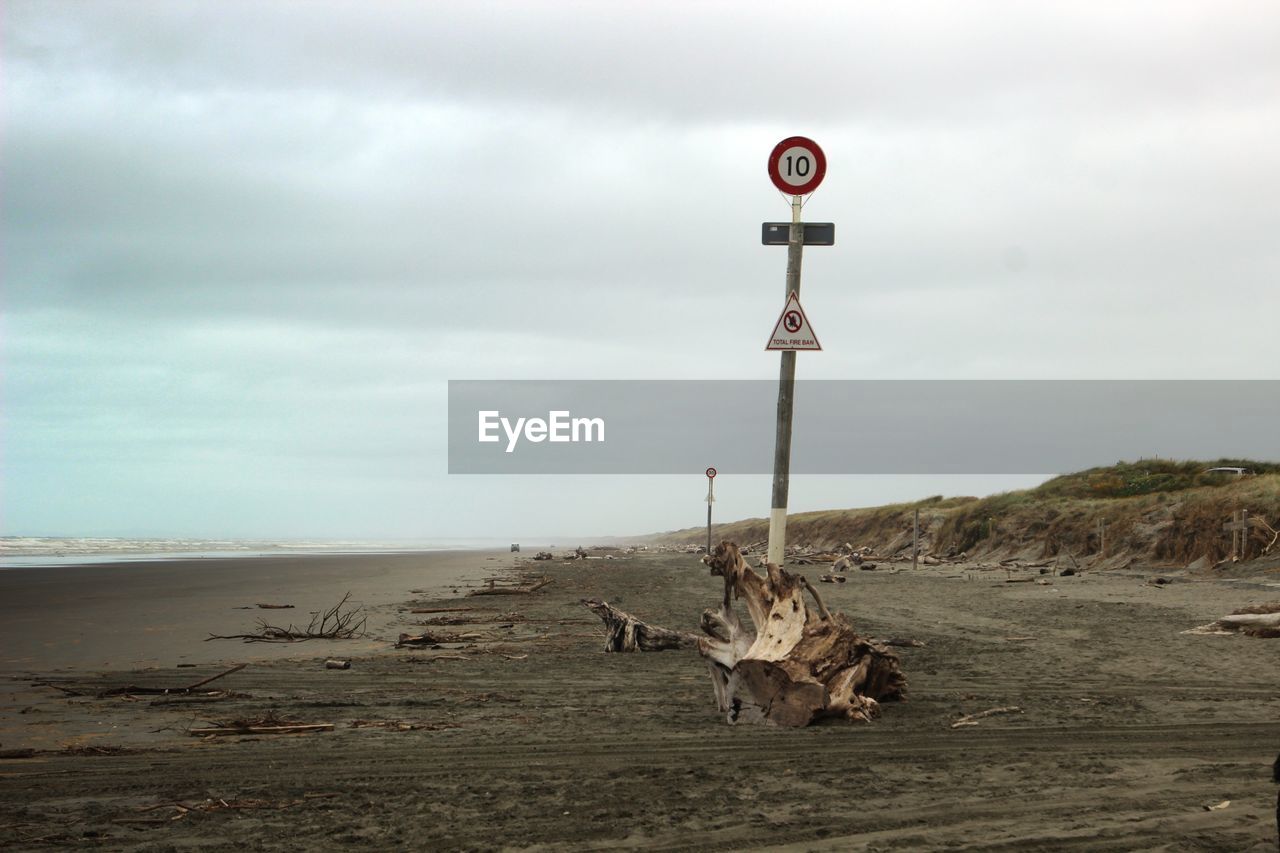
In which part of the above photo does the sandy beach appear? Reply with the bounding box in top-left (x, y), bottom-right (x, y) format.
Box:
top-left (0, 551), bottom-right (511, 671)
top-left (2, 548), bottom-right (1278, 850)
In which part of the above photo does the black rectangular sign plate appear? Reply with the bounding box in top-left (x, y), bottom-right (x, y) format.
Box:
top-left (761, 222), bottom-right (835, 246)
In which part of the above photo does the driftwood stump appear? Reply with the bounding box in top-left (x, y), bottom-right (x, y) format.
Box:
top-left (581, 598), bottom-right (695, 652)
top-left (698, 541), bottom-right (906, 727)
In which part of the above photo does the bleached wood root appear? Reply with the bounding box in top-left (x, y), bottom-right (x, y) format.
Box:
top-left (697, 541), bottom-right (906, 727)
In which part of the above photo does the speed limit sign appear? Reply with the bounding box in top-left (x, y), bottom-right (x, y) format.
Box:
top-left (768, 136), bottom-right (826, 195)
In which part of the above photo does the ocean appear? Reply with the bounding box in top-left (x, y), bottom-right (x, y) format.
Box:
top-left (0, 537), bottom-right (519, 569)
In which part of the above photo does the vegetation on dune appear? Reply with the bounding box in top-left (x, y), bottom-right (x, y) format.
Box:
top-left (653, 460), bottom-right (1280, 568)
top-left (1029, 459), bottom-right (1280, 500)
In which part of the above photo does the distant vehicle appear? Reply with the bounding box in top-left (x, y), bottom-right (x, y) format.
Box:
top-left (1204, 467), bottom-right (1251, 476)
top-left (510, 543), bottom-right (520, 552)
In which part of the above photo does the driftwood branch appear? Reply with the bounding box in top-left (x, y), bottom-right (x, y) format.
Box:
top-left (798, 575), bottom-right (832, 621)
top-left (951, 705), bottom-right (1022, 728)
top-left (190, 724), bottom-right (333, 737)
top-left (580, 598), bottom-right (697, 652)
top-left (190, 711), bottom-right (332, 737)
top-left (95, 663), bottom-right (248, 698)
top-left (207, 593), bottom-right (366, 642)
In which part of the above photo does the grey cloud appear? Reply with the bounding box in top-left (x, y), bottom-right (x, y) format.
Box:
top-left (9, 2), bottom-right (1277, 123)
top-left (4, 1), bottom-right (1278, 538)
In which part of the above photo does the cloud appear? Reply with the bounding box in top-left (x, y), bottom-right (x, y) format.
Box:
top-left (4, 1), bottom-right (1278, 537)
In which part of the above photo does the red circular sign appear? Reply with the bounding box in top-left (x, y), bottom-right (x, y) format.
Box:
top-left (705, 467), bottom-right (717, 479)
top-left (768, 136), bottom-right (826, 195)
top-left (783, 311), bottom-right (802, 333)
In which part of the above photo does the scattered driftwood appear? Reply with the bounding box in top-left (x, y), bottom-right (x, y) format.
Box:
top-left (418, 614), bottom-right (478, 625)
top-left (468, 576), bottom-right (553, 597)
top-left (190, 711), bottom-right (332, 737)
top-left (207, 593), bottom-right (366, 642)
top-left (398, 652), bottom-right (470, 662)
top-left (348, 719), bottom-right (459, 731)
top-left (85, 663), bottom-right (248, 698)
top-left (819, 574), bottom-right (847, 583)
top-left (1, 745), bottom-right (145, 759)
top-left (999, 558), bottom-right (1045, 569)
top-left (698, 541), bottom-right (906, 727)
top-left (324, 659), bottom-right (350, 669)
top-left (131, 796), bottom-right (328, 821)
top-left (190, 723), bottom-right (332, 736)
top-left (1184, 602), bottom-right (1280, 637)
top-left (256, 603), bottom-right (294, 609)
top-left (532, 551), bottom-right (554, 561)
top-left (395, 630), bottom-right (480, 647)
top-left (150, 691), bottom-right (249, 706)
top-left (791, 553), bottom-right (841, 565)
top-left (880, 637), bottom-right (927, 648)
top-left (951, 706), bottom-right (1022, 728)
top-left (580, 598), bottom-right (696, 652)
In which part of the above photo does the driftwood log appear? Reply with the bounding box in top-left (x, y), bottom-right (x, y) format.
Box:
top-left (468, 576), bottom-right (553, 597)
top-left (698, 541), bottom-right (906, 727)
top-left (581, 598), bottom-right (696, 652)
top-left (1184, 602), bottom-right (1280, 637)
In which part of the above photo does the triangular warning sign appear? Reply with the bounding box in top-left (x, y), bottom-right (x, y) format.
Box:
top-left (765, 291), bottom-right (821, 351)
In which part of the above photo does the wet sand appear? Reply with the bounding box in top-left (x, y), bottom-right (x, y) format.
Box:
top-left (0, 551), bottom-right (511, 671)
top-left (2, 550), bottom-right (1278, 850)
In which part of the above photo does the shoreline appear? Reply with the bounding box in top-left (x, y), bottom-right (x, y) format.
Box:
top-left (0, 544), bottom-right (536, 571)
top-left (0, 550), bottom-right (515, 672)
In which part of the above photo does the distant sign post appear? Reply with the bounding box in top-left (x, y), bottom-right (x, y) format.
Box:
top-left (705, 467), bottom-right (717, 556)
top-left (764, 137), bottom-right (829, 566)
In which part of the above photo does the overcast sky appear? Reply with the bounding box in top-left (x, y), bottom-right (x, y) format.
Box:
top-left (4, 1), bottom-right (1278, 540)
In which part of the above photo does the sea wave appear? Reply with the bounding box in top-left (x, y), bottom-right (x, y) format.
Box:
top-left (0, 537), bottom-right (517, 567)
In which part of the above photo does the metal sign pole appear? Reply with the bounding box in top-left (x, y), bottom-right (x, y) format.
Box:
top-left (767, 194), bottom-right (804, 566)
top-left (705, 467), bottom-right (717, 556)
top-left (913, 507), bottom-right (920, 570)
top-left (706, 481), bottom-right (714, 555)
